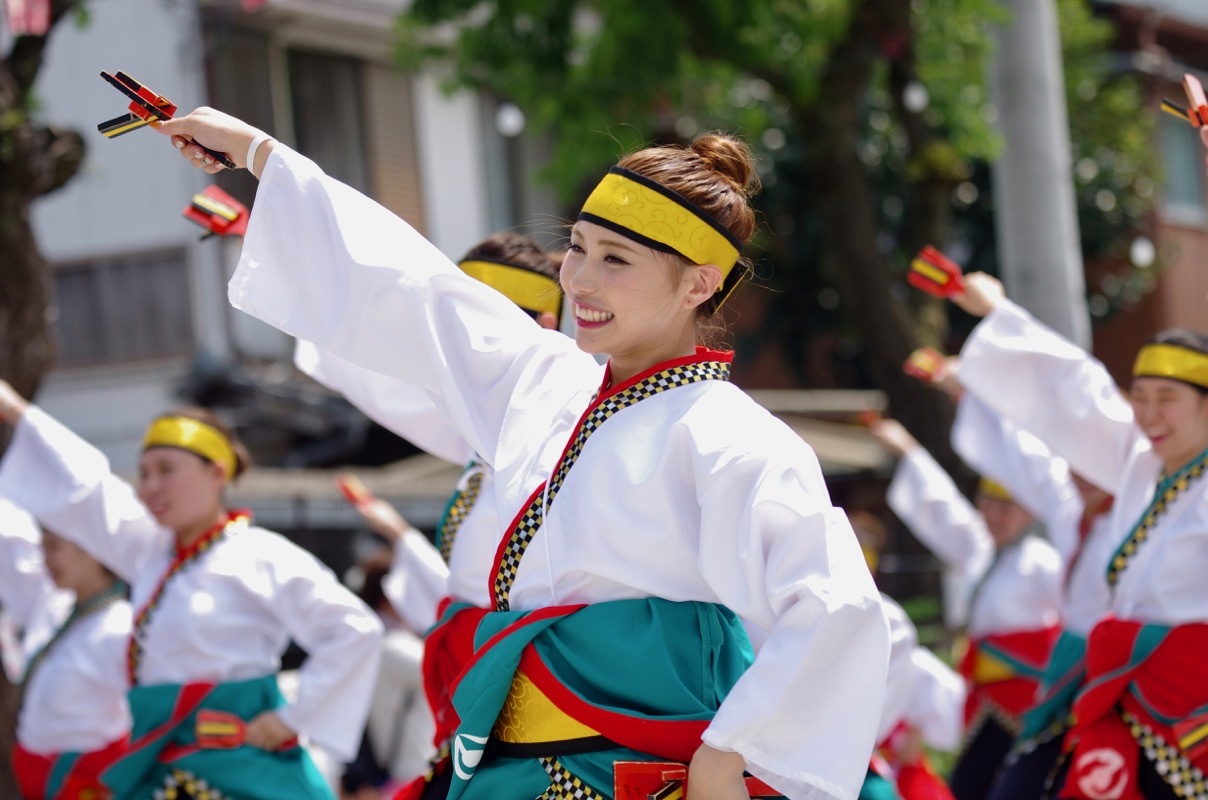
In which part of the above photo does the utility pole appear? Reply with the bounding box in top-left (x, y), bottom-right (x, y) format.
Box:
top-left (989, 0), bottom-right (1091, 348)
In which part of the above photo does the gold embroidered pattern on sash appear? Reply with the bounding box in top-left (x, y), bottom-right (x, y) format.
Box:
top-left (438, 461), bottom-right (485, 564)
top-left (1108, 449), bottom-right (1208, 587)
top-left (492, 360), bottom-right (730, 611)
top-left (538, 756), bottom-right (608, 800)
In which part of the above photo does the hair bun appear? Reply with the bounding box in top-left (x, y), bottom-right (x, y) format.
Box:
top-left (689, 134), bottom-right (759, 194)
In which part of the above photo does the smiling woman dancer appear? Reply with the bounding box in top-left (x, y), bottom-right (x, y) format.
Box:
top-left (155, 107), bottom-right (890, 800)
top-left (0, 397), bottom-right (384, 800)
top-left (947, 274), bottom-right (1208, 800)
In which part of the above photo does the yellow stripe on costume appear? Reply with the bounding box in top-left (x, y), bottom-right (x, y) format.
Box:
top-left (972, 650), bottom-right (1016, 684)
top-left (493, 670), bottom-right (602, 744)
top-left (143, 417), bottom-right (238, 482)
top-left (1179, 722), bottom-right (1208, 753)
top-left (458, 260), bottom-right (562, 317)
top-left (1133, 343), bottom-right (1208, 390)
top-left (580, 169), bottom-right (741, 276)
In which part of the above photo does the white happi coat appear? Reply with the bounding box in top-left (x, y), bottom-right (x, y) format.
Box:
top-left (958, 299), bottom-right (1208, 626)
top-left (0, 411), bottom-right (384, 761)
top-left (877, 594), bottom-right (920, 744)
top-left (906, 646), bottom-right (965, 753)
top-left (0, 497), bottom-right (131, 755)
top-left (296, 340), bottom-right (487, 630)
top-left (951, 394), bottom-right (1118, 636)
top-left (888, 446), bottom-right (1063, 639)
top-left (227, 144), bottom-right (890, 800)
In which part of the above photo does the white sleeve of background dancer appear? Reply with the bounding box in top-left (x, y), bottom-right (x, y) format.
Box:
top-left (294, 340), bottom-right (473, 466)
top-left (886, 447), bottom-right (994, 578)
top-left (876, 595), bottom-right (920, 743)
top-left (231, 146), bottom-right (598, 470)
top-left (698, 436), bottom-right (890, 800)
top-left (0, 407), bottom-right (170, 582)
top-left (259, 536), bottom-right (385, 760)
top-left (957, 299), bottom-right (1141, 494)
top-left (0, 498), bottom-right (58, 631)
top-left (381, 531), bottom-right (449, 633)
top-left (906, 646), bottom-right (965, 752)
top-left (951, 394), bottom-right (1083, 559)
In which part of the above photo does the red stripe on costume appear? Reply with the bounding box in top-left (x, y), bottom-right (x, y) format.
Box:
top-left (519, 648), bottom-right (710, 763)
top-left (448, 604), bottom-right (585, 698)
top-left (1060, 618), bottom-right (1208, 800)
top-left (422, 604), bottom-right (489, 746)
top-left (14, 736), bottom-right (130, 800)
top-left (958, 626), bottom-right (1060, 726)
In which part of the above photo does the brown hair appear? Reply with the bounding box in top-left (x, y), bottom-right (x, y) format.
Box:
top-left (461, 231), bottom-right (560, 280)
top-left (153, 407), bottom-right (253, 481)
top-left (616, 133), bottom-right (760, 325)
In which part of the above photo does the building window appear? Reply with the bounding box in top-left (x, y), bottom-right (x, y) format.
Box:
top-left (52, 249), bottom-right (194, 366)
top-left (1158, 114), bottom-right (1207, 224)
top-left (289, 49), bottom-right (371, 194)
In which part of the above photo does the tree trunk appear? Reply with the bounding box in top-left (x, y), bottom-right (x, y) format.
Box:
top-left (0, 4), bottom-right (87, 792)
top-left (803, 0), bottom-right (972, 486)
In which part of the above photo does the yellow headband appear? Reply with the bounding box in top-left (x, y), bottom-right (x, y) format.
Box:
top-left (977, 478), bottom-right (1014, 503)
top-left (458, 259), bottom-right (563, 317)
top-left (578, 167), bottom-right (743, 279)
top-left (143, 417), bottom-right (237, 482)
top-left (1133, 343), bottom-right (1208, 390)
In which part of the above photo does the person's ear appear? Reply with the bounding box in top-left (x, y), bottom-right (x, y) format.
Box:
top-left (684, 264), bottom-right (723, 310)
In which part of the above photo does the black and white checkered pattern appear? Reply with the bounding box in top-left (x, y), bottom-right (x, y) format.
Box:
top-left (439, 461), bottom-right (485, 563)
top-left (1125, 711), bottom-right (1208, 799)
top-left (1109, 455), bottom-right (1207, 586)
top-left (492, 361), bottom-right (730, 610)
top-left (538, 756), bottom-right (608, 800)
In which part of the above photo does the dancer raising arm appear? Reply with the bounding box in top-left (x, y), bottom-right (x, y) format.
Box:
top-left (0, 391), bottom-right (384, 800)
top-left (949, 273), bottom-right (1208, 800)
top-left (155, 107), bottom-right (890, 800)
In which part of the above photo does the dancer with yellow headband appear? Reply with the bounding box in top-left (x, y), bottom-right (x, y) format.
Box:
top-left (0, 393), bottom-right (384, 799)
top-left (946, 273), bottom-right (1208, 800)
top-left (294, 231), bottom-right (583, 798)
top-left (154, 107), bottom-right (890, 800)
top-left (870, 418), bottom-right (1062, 800)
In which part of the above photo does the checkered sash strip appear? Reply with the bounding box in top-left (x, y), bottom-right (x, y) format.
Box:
top-left (538, 756), bottom-right (609, 800)
top-left (1124, 711), bottom-right (1208, 799)
top-left (491, 360), bottom-right (731, 610)
top-left (438, 460), bottom-right (485, 564)
top-left (1108, 448), bottom-right (1208, 587)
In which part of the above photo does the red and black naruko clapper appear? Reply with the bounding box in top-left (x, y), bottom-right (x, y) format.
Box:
top-left (182, 186), bottom-right (249, 239)
top-left (97, 71), bottom-right (237, 169)
top-left (335, 473), bottom-right (374, 507)
top-left (903, 346), bottom-right (945, 383)
top-left (908, 246), bottom-right (965, 298)
top-left (1161, 73), bottom-right (1208, 128)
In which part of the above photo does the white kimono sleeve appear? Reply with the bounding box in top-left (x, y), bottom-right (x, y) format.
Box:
top-left (906, 646), bottom-right (965, 752)
top-left (231, 146), bottom-right (598, 470)
top-left (951, 394), bottom-right (1083, 559)
top-left (957, 299), bottom-right (1142, 494)
top-left (254, 538), bottom-right (384, 760)
top-left (294, 340), bottom-right (472, 466)
top-left (887, 447), bottom-right (994, 579)
top-left (697, 435), bottom-right (889, 800)
top-left (0, 497), bottom-right (58, 631)
top-left (877, 594), bottom-right (920, 743)
top-left (0, 407), bottom-right (170, 582)
top-left (381, 531), bottom-right (450, 633)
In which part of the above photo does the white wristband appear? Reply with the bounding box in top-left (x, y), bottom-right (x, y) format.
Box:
top-left (246, 133), bottom-right (273, 171)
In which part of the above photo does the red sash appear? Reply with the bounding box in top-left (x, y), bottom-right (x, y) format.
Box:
top-left (1060, 618), bottom-right (1208, 800)
top-left (877, 723), bottom-right (955, 800)
top-left (957, 625), bottom-right (1060, 728)
top-left (13, 736), bottom-right (128, 800)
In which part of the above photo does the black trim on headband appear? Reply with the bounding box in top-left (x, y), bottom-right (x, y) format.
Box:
top-left (599, 166), bottom-right (745, 254)
top-left (577, 211), bottom-right (688, 260)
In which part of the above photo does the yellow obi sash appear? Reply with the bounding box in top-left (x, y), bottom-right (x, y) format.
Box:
top-left (492, 670), bottom-right (603, 746)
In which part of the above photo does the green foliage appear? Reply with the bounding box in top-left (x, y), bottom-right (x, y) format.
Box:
top-left (396, 0), bottom-right (1162, 353)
